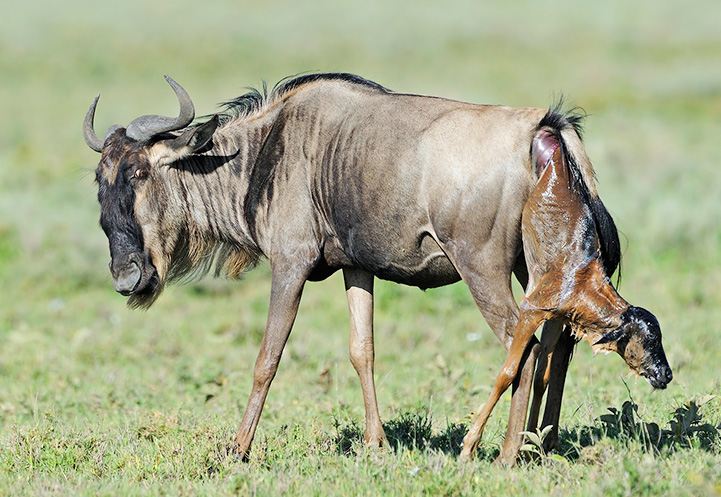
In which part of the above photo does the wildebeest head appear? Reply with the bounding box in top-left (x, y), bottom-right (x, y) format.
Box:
top-left (592, 306), bottom-right (673, 389)
top-left (83, 76), bottom-right (218, 308)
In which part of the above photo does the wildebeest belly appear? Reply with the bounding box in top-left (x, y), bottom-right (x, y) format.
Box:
top-left (317, 228), bottom-right (460, 289)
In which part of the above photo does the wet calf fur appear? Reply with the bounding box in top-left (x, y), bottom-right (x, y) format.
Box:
top-left (459, 127), bottom-right (672, 461)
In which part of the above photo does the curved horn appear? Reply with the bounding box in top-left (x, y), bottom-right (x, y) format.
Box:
top-left (125, 75), bottom-right (195, 142)
top-left (83, 94), bottom-right (105, 152)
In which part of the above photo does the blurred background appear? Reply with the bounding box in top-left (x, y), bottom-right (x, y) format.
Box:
top-left (0, 0), bottom-right (719, 473)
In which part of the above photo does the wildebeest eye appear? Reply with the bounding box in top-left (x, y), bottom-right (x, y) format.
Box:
top-left (134, 168), bottom-right (148, 180)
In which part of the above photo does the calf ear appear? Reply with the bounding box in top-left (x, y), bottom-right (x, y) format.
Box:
top-left (594, 325), bottom-right (629, 346)
top-left (151, 115), bottom-right (219, 165)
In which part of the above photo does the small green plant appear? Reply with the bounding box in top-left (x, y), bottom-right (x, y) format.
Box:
top-left (519, 425), bottom-right (554, 458)
top-left (598, 395), bottom-right (720, 454)
top-left (667, 395), bottom-right (719, 450)
top-left (599, 400), bottom-right (662, 450)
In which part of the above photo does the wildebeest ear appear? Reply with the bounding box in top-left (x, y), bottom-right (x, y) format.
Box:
top-left (167, 114), bottom-right (219, 153)
top-left (594, 325), bottom-right (628, 346)
top-left (151, 115), bottom-right (219, 165)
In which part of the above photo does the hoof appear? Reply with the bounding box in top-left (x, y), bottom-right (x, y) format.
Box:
top-left (542, 437), bottom-right (559, 454)
top-left (459, 442), bottom-right (476, 462)
top-left (494, 452), bottom-right (519, 467)
top-left (231, 443), bottom-right (251, 462)
top-left (364, 434), bottom-right (389, 450)
top-left (460, 430), bottom-right (481, 462)
top-left (362, 421), bottom-right (388, 450)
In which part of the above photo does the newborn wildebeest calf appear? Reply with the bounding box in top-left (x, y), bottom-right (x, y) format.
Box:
top-left (460, 114), bottom-right (673, 460)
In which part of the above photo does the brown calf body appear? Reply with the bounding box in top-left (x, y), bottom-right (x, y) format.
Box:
top-left (460, 128), bottom-right (672, 460)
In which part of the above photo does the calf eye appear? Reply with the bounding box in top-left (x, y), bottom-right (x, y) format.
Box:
top-left (134, 168), bottom-right (148, 180)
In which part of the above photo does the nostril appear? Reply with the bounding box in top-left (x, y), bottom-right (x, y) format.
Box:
top-left (109, 260), bottom-right (118, 279)
top-left (127, 252), bottom-right (143, 265)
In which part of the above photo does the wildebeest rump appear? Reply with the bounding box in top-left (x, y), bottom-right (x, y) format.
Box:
top-left (84, 73), bottom-right (617, 462)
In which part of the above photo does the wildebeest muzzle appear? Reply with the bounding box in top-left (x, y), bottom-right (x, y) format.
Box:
top-left (109, 251), bottom-right (156, 296)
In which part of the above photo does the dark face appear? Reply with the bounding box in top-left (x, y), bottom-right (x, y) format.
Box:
top-left (84, 76), bottom-right (220, 308)
top-left (616, 307), bottom-right (673, 389)
top-left (96, 130), bottom-right (159, 303)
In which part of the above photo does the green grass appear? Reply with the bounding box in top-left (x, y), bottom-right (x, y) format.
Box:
top-left (1, 0), bottom-right (721, 495)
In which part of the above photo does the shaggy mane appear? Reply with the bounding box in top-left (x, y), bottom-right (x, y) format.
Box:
top-left (168, 231), bottom-right (260, 285)
top-left (212, 72), bottom-right (389, 127)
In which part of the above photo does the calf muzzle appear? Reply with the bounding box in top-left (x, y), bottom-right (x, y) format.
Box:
top-left (646, 359), bottom-right (673, 390)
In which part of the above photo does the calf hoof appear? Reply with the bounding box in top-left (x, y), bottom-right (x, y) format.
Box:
top-left (459, 438), bottom-right (479, 462)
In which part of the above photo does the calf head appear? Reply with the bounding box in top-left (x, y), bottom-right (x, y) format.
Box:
top-left (593, 306), bottom-right (673, 389)
top-left (83, 76), bottom-right (218, 307)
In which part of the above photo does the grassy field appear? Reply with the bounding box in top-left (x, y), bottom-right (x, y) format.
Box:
top-left (1, 0), bottom-right (720, 495)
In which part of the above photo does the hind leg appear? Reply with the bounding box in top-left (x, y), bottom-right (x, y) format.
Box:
top-left (343, 267), bottom-right (387, 448)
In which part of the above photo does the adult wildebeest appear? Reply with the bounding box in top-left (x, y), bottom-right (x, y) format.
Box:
top-left (83, 73), bottom-right (614, 462)
top-left (460, 120), bottom-right (673, 459)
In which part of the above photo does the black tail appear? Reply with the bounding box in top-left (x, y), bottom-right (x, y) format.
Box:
top-left (588, 193), bottom-right (622, 283)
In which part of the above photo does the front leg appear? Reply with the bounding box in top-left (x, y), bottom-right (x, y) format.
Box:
top-left (539, 326), bottom-right (574, 452)
top-left (233, 267), bottom-right (308, 460)
top-left (460, 306), bottom-right (548, 461)
top-left (497, 339), bottom-right (539, 465)
top-left (343, 267), bottom-right (387, 448)
top-left (527, 319), bottom-right (565, 433)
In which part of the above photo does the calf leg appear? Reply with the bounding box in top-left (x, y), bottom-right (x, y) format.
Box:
top-left (461, 307), bottom-right (547, 461)
top-left (494, 252), bottom-right (540, 465)
top-left (442, 248), bottom-right (538, 464)
top-left (539, 327), bottom-right (574, 451)
top-left (343, 268), bottom-right (387, 448)
top-left (497, 338), bottom-right (539, 465)
top-left (233, 269), bottom-right (307, 460)
top-left (464, 276), bottom-right (539, 465)
top-left (527, 319), bottom-right (564, 433)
